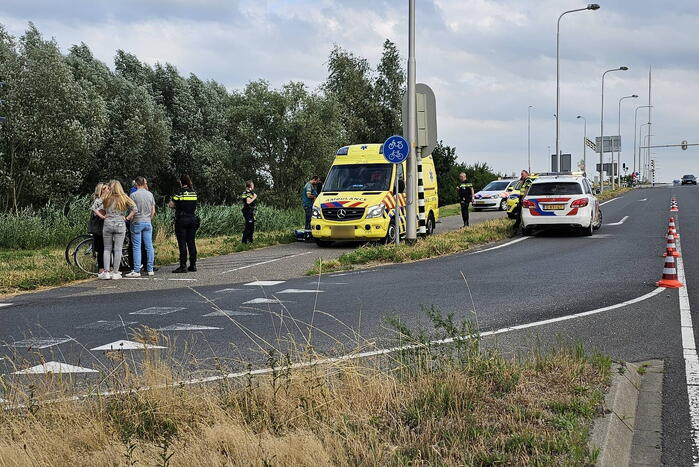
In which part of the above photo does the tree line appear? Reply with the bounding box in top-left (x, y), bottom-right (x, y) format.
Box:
top-left (0, 23), bottom-right (499, 212)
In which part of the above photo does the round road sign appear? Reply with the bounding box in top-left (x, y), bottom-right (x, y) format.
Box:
top-left (382, 135), bottom-right (410, 164)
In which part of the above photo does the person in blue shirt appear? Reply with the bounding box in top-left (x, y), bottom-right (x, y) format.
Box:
top-left (301, 176), bottom-right (320, 230)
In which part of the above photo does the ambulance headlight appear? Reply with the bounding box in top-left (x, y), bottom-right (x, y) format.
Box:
top-left (365, 204), bottom-right (385, 219)
top-left (312, 206), bottom-right (321, 219)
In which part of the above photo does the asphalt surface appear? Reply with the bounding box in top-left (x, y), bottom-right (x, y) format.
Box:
top-left (1, 188), bottom-right (698, 464)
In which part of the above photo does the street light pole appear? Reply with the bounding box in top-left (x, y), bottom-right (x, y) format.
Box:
top-left (528, 105), bottom-right (533, 173)
top-left (633, 105), bottom-right (652, 182)
top-left (616, 94), bottom-right (638, 188)
top-left (639, 122), bottom-right (650, 182)
top-left (576, 115), bottom-right (586, 175)
top-left (600, 66), bottom-right (628, 191)
top-left (406, 0), bottom-right (417, 241)
top-left (556, 4), bottom-right (600, 173)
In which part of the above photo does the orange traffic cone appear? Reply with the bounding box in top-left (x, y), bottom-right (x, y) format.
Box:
top-left (663, 231), bottom-right (681, 257)
top-left (669, 218), bottom-right (680, 238)
top-left (671, 200), bottom-right (679, 212)
top-left (657, 255), bottom-right (683, 288)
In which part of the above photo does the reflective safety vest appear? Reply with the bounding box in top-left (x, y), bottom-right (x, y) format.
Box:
top-left (458, 182), bottom-right (473, 202)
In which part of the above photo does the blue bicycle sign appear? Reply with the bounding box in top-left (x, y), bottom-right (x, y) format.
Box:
top-left (382, 135), bottom-right (410, 164)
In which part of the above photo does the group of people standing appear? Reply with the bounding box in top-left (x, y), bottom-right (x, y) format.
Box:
top-left (90, 175), bottom-right (199, 279)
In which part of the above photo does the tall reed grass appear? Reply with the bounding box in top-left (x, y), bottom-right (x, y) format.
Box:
top-left (0, 197), bottom-right (304, 249)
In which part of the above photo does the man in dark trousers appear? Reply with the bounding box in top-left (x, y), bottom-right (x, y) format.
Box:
top-left (513, 169), bottom-right (530, 230)
top-left (457, 172), bottom-right (474, 227)
top-left (241, 180), bottom-right (258, 243)
top-left (302, 176), bottom-right (320, 230)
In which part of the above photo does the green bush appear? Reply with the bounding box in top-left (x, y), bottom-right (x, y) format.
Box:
top-left (0, 197), bottom-right (304, 249)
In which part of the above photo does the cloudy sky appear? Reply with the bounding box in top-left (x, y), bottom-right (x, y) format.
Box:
top-left (2, 0), bottom-right (698, 182)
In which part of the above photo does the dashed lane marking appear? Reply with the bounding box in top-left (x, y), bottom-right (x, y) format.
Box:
top-left (277, 289), bottom-right (324, 294)
top-left (471, 236), bottom-right (530, 255)
top-left (13, 362), bottom-right (98, 375)
top-left (169, 278), bottom-right (197, 281)
top-left (6, 337), bottom-right (74, 349)
top-left (202, 310), bottom-right (259, 317)
top-left (129, 307), bottom-right (185, 315)
top-left (215, 288), bottom-right (241, 293)
top-left (221, 252), bottom-right (312, 275)
top-left (604, 215), bottom-right (629, 226)
top-left (242, 298), bottom-right (287, 304)
top-left (91, 340), bottom-right (167, 351)
top-left (0, 303), bottom-right (13, 308)
top-left (244, 281), bottom-right (285, 287)
top-left (157, 324), bottom-right (222, 331)
top-left (600, 197), bottom-right (622, 206)
top-left (674, 219), bottom-right (699, 463)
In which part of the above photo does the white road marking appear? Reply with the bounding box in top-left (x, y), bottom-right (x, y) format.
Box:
top-left (600, 197), bottom-right (622, 206)
top-left (13, 362), bottom-right (98, 375)
top-left (124, 277), bottom-right (149, 280)
top-left (91, 340), bottom-right (166, 351)
top-left (639, 198), bottom-right (648, 202)
top-left (129, 306), bottom-right (185, 315)
top-left (168, 278), bottom-right (197, 281)
top-left (77, 321), bottom-right (138, 331)
top-left (242, 298), bottom-right (286, 304)
top-left (674, 222), bottom-right (699, 462)
top-left (6, 337), bottom-right (74, 349)
top-left (604, 216), bottom-right (629, 226)
top-left (202, 310), bottom-right (259, 317)
top-left (157, 324), bottom-right (222, 331)
top-left (222, 252), bottom-right (312, 275)
top-left (0, 303), bottom-right (13, 308)
top-left (215, 288), bottom-right (241, 293)
top-left (277, 289), bottom-right (324, 294)
top-left (470, 236), bottom-right (530, 254)
top-left (244, 280), bottom-right (285, 287)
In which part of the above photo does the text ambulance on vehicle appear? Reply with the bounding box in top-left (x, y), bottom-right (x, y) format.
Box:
top-left (311, 144), bottom-right (439, 247)
top-left (520, 174), bottom-right (602, 236)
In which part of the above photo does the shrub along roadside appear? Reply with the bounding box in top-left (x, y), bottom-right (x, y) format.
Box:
top-left (597, 186), bottom-right (632, 202)
top-left (0, 310), bottom-right (611, 465)
top-left (308, 218), bottom-right (516, 275)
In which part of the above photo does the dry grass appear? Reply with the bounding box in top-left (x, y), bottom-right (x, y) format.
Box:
top-left (0, 231), bottom-right (294, 298)
top-left (597, 187), bottom-right (632, 202)
top-left (308, 218), bottom-right (515, 275)
top-left (0, 312), bottom-right (610, 466)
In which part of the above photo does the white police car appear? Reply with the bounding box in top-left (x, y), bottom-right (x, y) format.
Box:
top-left (472, 179), bottom-right (517, 211)
top-left (521, 175), bottom-right (602, 236)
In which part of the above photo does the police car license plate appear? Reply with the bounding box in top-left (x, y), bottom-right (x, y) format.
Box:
top-left (542, 204), bottom-right (565, 210)
top-left (475, 200), bottom-right (485, 204)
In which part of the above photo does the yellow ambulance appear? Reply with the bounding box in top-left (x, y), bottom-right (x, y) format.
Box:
top-left (311, 143), bottom-right (439, 246)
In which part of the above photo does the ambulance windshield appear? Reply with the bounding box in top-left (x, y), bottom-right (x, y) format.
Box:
top-left (323, 164), bottom-right (392, 192)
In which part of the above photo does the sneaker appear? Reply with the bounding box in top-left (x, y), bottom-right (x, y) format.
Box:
top-left (110, 272), bottom-right (122, 280)
top-left (187, 265), bottom-right (197, 272)
top-left (125, 271), bottom-right (141, 278)
top-left (97, 272), bottom-right (111, 280)
top-left (147, 271), bottom-right (155, 276)
top-left (172, 266), bottom-right (188, 274)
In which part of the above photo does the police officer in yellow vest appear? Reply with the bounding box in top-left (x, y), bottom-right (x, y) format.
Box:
top-left (241, 180), bottom-right (258, 244)
top-left (457, 173), bottom-right (474, 227)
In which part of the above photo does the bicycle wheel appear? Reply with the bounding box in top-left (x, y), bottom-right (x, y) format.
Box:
top-left (73, 238), bottom-right (100, 275)
top-left (65, 234), bottom-right (92, 266)
top-left (120, 235), bottom-right (132, 271)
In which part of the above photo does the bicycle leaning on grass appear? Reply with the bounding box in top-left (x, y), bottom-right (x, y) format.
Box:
top-left (65, 233), bottom-right (131, 275)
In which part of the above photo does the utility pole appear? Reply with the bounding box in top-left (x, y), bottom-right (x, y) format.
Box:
top-left (406, 0), bottom-right (417, 241)
top-left (528, 105), bottom-right (533, 173)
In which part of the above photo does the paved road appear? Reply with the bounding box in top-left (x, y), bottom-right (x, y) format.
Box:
top-left (2, 188), bottom-right (699, 464)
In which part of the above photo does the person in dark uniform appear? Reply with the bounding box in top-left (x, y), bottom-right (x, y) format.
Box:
top-left (457, 172), bottom-right (474, 227)
top-left (168, 174), bottom-right (199, 273)
top-left (241, 180), bottom-right (258, 244)
top-left (513, 169), bottom-right (530, 230)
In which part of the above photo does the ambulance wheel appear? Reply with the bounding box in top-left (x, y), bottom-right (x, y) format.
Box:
top-left (426, 213), bottom-right (436, 235)
top-left (383, 223), bottom-right (397, 245)
top-left (315, 239), bottom-right (333, 248)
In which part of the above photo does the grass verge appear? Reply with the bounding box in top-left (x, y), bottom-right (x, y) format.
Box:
top-left (308, 217), bottom-right (515, 275)
top-left (597, 186), bottom-right (632, 202)
top-left (0, 311), bottom-right (610, 465)
top-left (0, 231), bottom-right (294, 297)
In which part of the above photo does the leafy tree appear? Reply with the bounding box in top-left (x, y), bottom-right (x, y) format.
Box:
top-left (374, 39), bottom-right (405, 141)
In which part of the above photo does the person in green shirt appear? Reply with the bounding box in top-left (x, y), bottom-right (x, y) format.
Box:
top-left (302, 175), bottom-right (320, 230)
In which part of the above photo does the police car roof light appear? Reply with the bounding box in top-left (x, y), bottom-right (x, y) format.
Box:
top-left (336, 146), bottom-right (349, 156)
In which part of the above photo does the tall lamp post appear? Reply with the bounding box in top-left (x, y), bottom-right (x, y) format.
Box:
top-left (633, 105), bottom-right (652, 181)
top-left (528, 105), bottom-right (533, 173)
top-left (616, 94), bottom-right (638, 188)
top-left (556, 4), bottom-right (600, 171)
top-left (600, 66), bottom-right (628, 191)
top-left (576, 115), bottom-right (586, 175)
top-left (639, 122), bottom-right (650, 182)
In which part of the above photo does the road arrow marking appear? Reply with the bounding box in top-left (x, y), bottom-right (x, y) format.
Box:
top-left (13, 361), bottom-right (98, 375)
top-left (244, 281), bottom-right (285, 287)
top-left (604, 216), bottom-right (629, 226)
top-left (91, 340), bottom-right (166, 351)
top-left (242, 298), bottom-right (286, 304)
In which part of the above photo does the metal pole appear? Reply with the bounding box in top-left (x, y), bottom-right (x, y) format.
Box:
top-left (633, 105), bottom-right (651, 181)
top-left (577, 116), bottom-right (586, 175)
top-left (616, 95), bottom-right (637, 189)
top-left (600, 67), bottom-right (627, 191)
top-left (528, 105), bottom-right (532, 173)
top-left (648, 67), bottom-right (652, 185)
top-left (639, 123), bottom-right (650, 182)
top-left (395, 166), bottom-right (400, 245)
top-left (406, 0), bottom-right (417, 241)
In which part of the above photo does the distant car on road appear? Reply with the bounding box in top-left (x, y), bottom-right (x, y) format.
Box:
top-left (674, 179), bottom-right (681, 186)
top-left (681, 174), bottom-right (697, 185)
top-left (473, 179), bottom-right (517, 211)
top-left (521, 175), bottom-right (602, 236)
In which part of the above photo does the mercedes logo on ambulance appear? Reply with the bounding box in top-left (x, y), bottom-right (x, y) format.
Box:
top-left (337, 209), bottom-right (347, 219)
